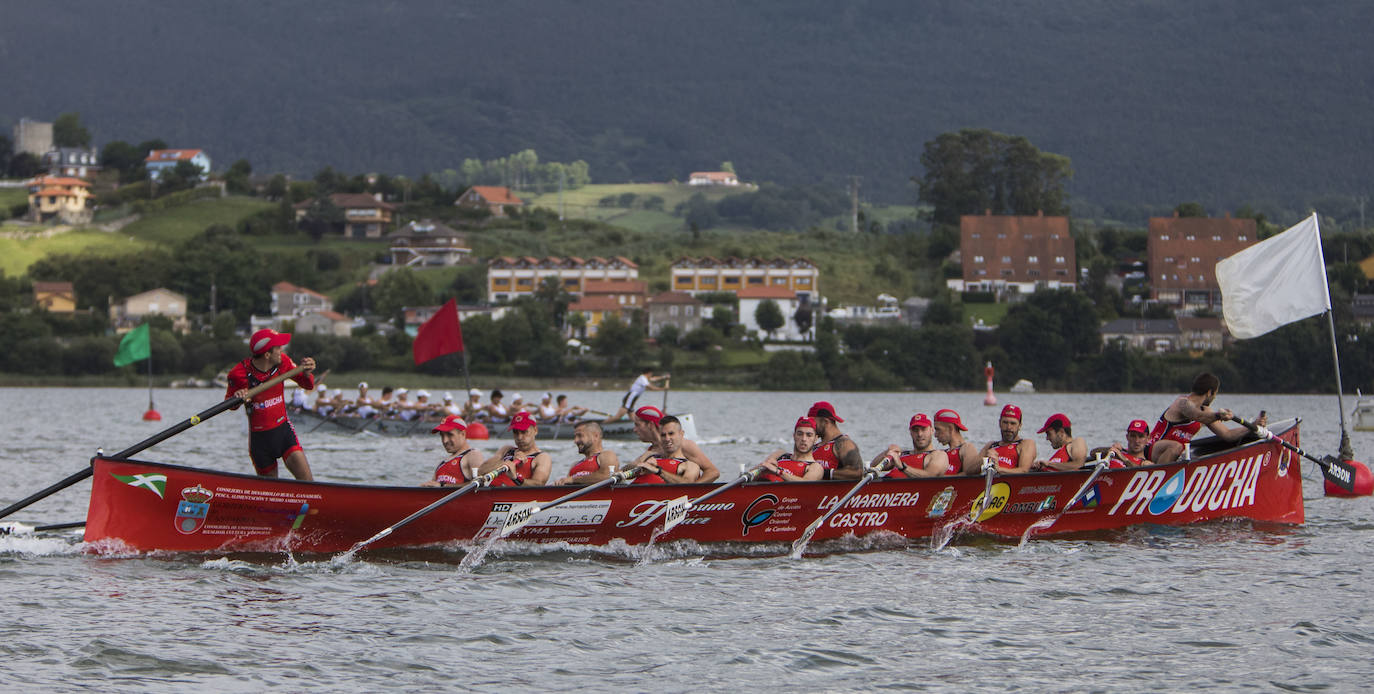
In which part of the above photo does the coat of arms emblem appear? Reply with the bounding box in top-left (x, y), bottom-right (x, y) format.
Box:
top-left (174, 485), bottom-right (214, 535)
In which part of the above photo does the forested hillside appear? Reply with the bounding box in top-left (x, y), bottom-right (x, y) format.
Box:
top-left (4, 1), bottom-right (1372, 214)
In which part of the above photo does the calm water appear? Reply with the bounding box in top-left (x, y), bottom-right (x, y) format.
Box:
top-left (3, 387), bottom-right (1373, 692)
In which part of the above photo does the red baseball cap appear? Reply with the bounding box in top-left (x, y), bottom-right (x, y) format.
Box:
top-left (249, 328), bottom-right (291, 355)
top-left (1000, 404), bottom-right (1022, 422)
top-left (432, 415), bottom-right (468, 433)
top-left (934, 409), bottom-right (967, 431)
top-left (807, 401), bottom-right (844, 423)
top-left (509, 411), bottom-right (538, 431)
top-left (1037, 413), bottom-right (1071, 433)
top-left (1127, 419), bottom-right (1150, 435)
top-left (909, 413), bottom-right (933, 429)
top-left (634, 406), bottom-right (664, 425)
top-left (794, 416), bottom-right (818, 431)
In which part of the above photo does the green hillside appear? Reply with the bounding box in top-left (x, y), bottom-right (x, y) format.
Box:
top-left (0, 227), bottom-right (149, 277)
top-left (523, 182), bottom-right (746, 234)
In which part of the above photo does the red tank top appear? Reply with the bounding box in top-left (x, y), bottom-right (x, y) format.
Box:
top-left (488, 448), bottom-right (539, 487)
top-left (226, 354), bottom-right (314, 432)
top-left (1048, 445), bottom-right (1071, 465)
top-left (945, 446), bottom-right (968, 475)
top-left (885, 451), bottom-right (929, 479)
top-left (1147, 407), bottom-right (1204, 448)
top-left (813, 435), bottom-right (849, 478)
top-left (991, 441), bottom-right (1021, 470)
top-left (760, 454), bottom-right (813, 482)
top-left (1115, 450), bottom-right (1146, 466)
top-left (433, 449), bottom-right (473, 485)
top-left (566, 453), bottom-right (602, 480)
top-left (633, 457), bottom-right (684, 485)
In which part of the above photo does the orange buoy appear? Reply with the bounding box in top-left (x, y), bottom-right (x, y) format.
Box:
top-left (466, 421), bottom-right (490, 440)
top-left (1324, 459), bottom-right (1373, 497)
top-left (142, 408), bottom-right (162, 421)
top-left (983, 361), bottom-right (997, 406)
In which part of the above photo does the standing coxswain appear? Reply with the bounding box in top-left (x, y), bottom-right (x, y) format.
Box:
top-left (227, 329), bottom-right (316, 480)
top-left (604, 367), bottom-right (670, 423)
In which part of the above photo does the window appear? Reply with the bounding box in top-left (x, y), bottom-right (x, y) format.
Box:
top-left (493, 278), bottom-right (510, 288)
top-left (1190, 257), bottom-right (1201, 263)
top-left (724, 277), bottom-right (740, 285)
top-left (1186, 235), bottom-right (1195, 241)
top-left (1027, 255), bottom-right (1039, 263)
top-left (1054, 256), bottom-right (1066, 264)
top-left (748, 277), bottom-right (763, 285)
top-left (971, 233), bottom-right (981, 239)
top-left (773, 277), bottom-right (786, 284)
top-left (516, 278), bottom-right (533, 287)
top-left (1239, 235), bottom-right (1248, 241)
top-left (564, 278), bottom-right (579, 287)
top-left (1213, 235), bottom-right (1222, 241)
top-left (795, 277), bottom-right (811, 285)
top-left (1028, 270), bottom-right (1040, 277)
top-left (977, 269), bottom-right (988, 276)
top-left (1160, 234), bottom-right (1170, 240)
top-left (1001, 256), bottom-right (1011, 263)
top-left (1164, 256), bottom-right (1174, 264)
top-left (1001, 269), bottom-right (1014, 277)
top-left (973, 255), bottom-right (985, 263)
top-left (675, 276), bottom-right (692, 285)
top-left (685, 306), bottom-right (695, 316)
top-left (997, 233), bottom-right (1006, 239)
top-left (670, 305), bottom-right (679, 316)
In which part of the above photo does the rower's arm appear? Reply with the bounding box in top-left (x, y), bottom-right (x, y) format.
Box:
top-left (476, 448), bottom-right (513, 477)
top-left (831, 438), bottom-right (866, 479)
top-left (527, 453), bottom-right (552, 486)
top-left (898, 450), bottom-right (949, 478)
top-left (959, 444), bottom-right (981, 475)
top-left (682, 439), bottom-right (720, 483)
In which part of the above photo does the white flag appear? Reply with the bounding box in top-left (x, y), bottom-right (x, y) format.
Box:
top-left (1216, 213), bottom-right (1330, 339)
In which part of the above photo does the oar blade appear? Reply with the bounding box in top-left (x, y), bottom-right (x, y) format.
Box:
top-left (660, 496), bottom-right (690, 533)
top-left (499, 502), bottom-right (541, 538)
top-left (1320, 455), bottom-right (1358, 493)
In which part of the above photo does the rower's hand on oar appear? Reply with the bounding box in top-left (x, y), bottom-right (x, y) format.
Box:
top-left (233, 388), bottom-right (249, 407)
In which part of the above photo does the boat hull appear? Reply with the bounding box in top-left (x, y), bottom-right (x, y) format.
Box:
top-left (84, 422), bottom-right (1304, 554)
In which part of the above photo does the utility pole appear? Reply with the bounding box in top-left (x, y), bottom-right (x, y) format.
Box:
top-left (558, 168), bottom-right (566, 223)
top-left (849, 176), bottom-right (861, 233)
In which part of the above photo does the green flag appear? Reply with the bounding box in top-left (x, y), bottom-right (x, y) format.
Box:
top-left (114, 323), bottom-right (151, 367)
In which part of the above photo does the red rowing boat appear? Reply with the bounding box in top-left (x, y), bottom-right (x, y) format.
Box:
top-left (83, 420), bottom-right (1305, 554)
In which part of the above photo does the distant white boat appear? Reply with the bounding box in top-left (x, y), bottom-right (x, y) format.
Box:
top-left (1353, 391), bottom-right (1374, 431)
top-left (1010, 379), bottom-right (1035, 394)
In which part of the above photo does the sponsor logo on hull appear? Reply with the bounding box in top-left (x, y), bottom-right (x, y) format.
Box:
top-left (174, 485), bottom-right (214, 534)
top-left (1108, 454), bottom-right (1266, 517)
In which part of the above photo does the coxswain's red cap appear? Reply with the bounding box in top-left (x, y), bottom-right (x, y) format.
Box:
top-left (909, 413), bottom-right (933, 429)
top-left (249, 329), bottom-right (291, 355)
top-left (432, 415), bottom-right (467, 433)
top-left (1037, 413), bottom-right (1071, 433)
top-left (807, 401), bottom-right (844, 423)
top-left (1000, 404), bottom-right (1022, 422)
top-left (1127, 419), bottom-right (1150, 435)
top-left (509, 411), bottom-right (538, 431)
top-left (635, 405), bottom-right (665, 425)
top-left (934, 409), bottom-right (967, 431)
top-left (794, 416), bottom-right (818, 431)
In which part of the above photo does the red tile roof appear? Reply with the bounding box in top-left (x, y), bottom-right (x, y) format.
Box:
top-left (316, 310), bottom-right (351, 322)
top-left (27, 175), bottom-right (90, 188)
top-left (272, 281), bottom-right (328, 299)
top-left (468, 186), bottom-right (524, 205)
top-left (648, 291), bottom-right (702, 305)
top-left (145, 149), bottom-right (203, 162)
top-left (570, 295), bottom-right (626, 312)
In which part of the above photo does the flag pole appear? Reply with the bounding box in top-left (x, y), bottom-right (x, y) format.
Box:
top-left (1327, 309), bottom-right (1353, 458)
top-left (143, 326), bottom-right (161, 421)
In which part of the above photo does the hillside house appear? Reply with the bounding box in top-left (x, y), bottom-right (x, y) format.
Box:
top-left (109, 288), bottom-right (189, 333)
top-left (45, 147), bottom-right (100, 178)
top-left (1177, 316), bottom-right (1227, 352)
top-left (671, 257), bottom-right (818, 300)
top-left (1101, 318), bottom-right (1181, 352)
top-left (388, 219), bottom-right (471, 266)
top-left (688, 171), bottom-right (740, 186)
top-left (145, 149), bottom-right (211, 180)
top-left (293, 193), bottom-right (396, 239)
top-left (947, 212), bottom-right (1076, 299)
top-left (568, 295), bottom-right (631, 338)
top-left (25, 175), bottom-right (92, 224)
top-left (271, 281), bottom-right (332, 317)
top-left (296, 310), bottom-right (355, 337)
top-left (456, 186), bottom-right (524, 217)
top-left (582, 279), bottom-right (647, 309)
top-left (738, 285), bottom-right (813, 341)
top-left (646, 291), bottom-right (704, 338)
top-left (33, 281), bottom-right (76, 313)
top-left (487, 256), bottom-right (639, 303)
top-left (1148, 213), bottom-right (1258, 312)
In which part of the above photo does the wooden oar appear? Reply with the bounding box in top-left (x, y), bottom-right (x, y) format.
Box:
top-left (790, 464), bottom-right (882, 557)
top-left (0, 365), bottom-right (307, 523)
top-left (1233, 416), bottom-right (1357, 493)
top-left (337, 464), bottom-right (511, 559)
top-left (499, 466), bottom-right (644, 537)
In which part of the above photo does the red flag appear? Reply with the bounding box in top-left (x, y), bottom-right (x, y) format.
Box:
top-left (413, 298), bottom-right (464, 365)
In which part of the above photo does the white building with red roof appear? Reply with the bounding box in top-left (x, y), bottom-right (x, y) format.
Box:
top-left (487, 256), bottom-right (639, 303)
top-left (271, 281), bottom-right (332, 318)
top-left (456, 186), bottom-right (525, 217)
top-left (737, 285), bottom-right (813, 341)
top-left (688, 171), bottom-right (740, 186)
top-left (145, 148), bottom-right (211, 180)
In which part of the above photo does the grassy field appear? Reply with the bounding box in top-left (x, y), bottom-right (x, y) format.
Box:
top-left (0, 227), bottom-right (150, 277)
top-left (964, 301), bottom-right (1009, 327)
top-left (523, 182), bottom-right (746, 234)
top-left (0, 186), bottom-right (28, 212)
top-left (120, 196), bottom-right (274, 244)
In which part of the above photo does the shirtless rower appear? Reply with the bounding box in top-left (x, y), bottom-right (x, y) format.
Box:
top-left (421, 415), bottom-right (487, 487)
top-left (536, 392), bottom-right (559, 423)
top-left (873, 413), bottom-right (953, 478)
top-left (462, 388), bottom-right (486, 421)
top-left (759, 416), bottom-right (824, 482)
top-left (555, 394), bottom-right (589, 422)
top-left (555, 421), bottom-right (621, 485)
top-left (1148, 372), bottom-right (1266, 465)
top-left (1101, 419), bottom-right (1151, 467)
top-left (978, 404), bottom-right (1036, 474)
top-left (486, 389), bottom-right (511, 423)
top-left (604, 367), bottom-right (669, 423)
top-left (628, 415), bottom-right (702, 484)
top-left (808, 401), bottom-right (864, 479)
top-left (932, 409), bottom-right (979, 475)
top-left (1034, 413), bottom-right (1088, 471)
top-left (350, 381), bottom-right (376, 417)
top-left (632, 405), bottom-right (721, 482)
top-left (477, 412), bottom-right (551, 486)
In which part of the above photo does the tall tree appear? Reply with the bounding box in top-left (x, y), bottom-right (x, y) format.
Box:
top-left (916, 128), bottom-right (1072, 225)
top-left (53, 112), bottom-right (92, 148)
top-left (755, 299), bottom-right (784, 338)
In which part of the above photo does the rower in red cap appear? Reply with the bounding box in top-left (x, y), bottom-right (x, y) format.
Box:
top-left (759, 416), bottom-right (825, 482)
top-left (872, 413), bottom-right (953, 478)
top-left (1107, 419), bottom-right (1152, 466)
top-left (631, 405), bottom-right (720, 482)
top-left (477, 412), bottom-right (551, 486)
top-left (627, 414), bottom-right (702, 484)
top-left (978, 404), bottom-right (1036, 474)
top-left (932, 408), bottom-right (979, 475)
top-left (227, 329), bottom-right (317, 480)
top-left (808, 401), bottom-right (864, 479)
top-left (422, 415), bottom-right (487, 486)
top-left (1034, 413), bottom-right (1089, 471)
